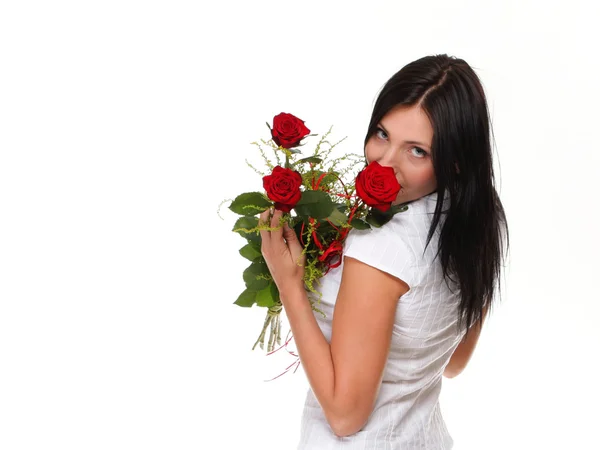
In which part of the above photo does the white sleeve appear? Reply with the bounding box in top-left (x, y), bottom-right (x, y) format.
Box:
top-left (343, 224), bottom-right (417, 287)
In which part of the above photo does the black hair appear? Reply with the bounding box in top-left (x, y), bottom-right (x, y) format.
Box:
top-left (364, 54), bottom-right (509, 338)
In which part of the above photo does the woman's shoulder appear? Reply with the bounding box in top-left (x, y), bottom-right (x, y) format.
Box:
top-left (345, 193), bottom-right (439, 250)
top-left (385, 192), bottom-right (442, 240)
top-left (348, 193), bottom-right (448, 278)
top-left (402, 190), bottom-right (449, 216)
top-left (341, 209), bottom-right (423, 287)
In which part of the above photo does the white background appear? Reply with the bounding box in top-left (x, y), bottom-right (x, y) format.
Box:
top-left (1, 1), bottom-right (599, 449)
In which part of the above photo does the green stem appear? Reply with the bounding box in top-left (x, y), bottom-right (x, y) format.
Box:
top-left (252, 303), bottom-right (284, 351)
top-left (268, 314), bottom-right (277, 352)
top-left (252, 313), bottom-right (273, 351)
top-left (276, 317), bottom-right (282, 346)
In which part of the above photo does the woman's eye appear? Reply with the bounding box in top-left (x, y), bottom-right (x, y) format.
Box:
top-left (411, 147), bottom-right (428, 158)
top-left (375, 127), bottom-right (428, 158)
top-left (375, 127), bottom-right (387, 140)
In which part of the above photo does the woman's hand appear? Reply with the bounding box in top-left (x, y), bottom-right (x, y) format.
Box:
top-left (259, 208), bottom-right (306, 297)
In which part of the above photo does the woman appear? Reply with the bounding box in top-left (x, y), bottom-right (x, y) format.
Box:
top-left (259, 54), bottom-right (509, 449)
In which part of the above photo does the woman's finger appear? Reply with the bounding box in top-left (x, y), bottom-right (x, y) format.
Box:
top-left (270, 209), bottom-right (284, 243)
top-left (258, 209), bottom-right (271, 245)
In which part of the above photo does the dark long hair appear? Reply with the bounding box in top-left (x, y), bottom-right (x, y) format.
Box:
top-left (364, 54), bottom-right (509, 338)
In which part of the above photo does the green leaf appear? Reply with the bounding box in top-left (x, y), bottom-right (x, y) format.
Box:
top-left (350, 218), bottom-right (371, 230)
top-left (293, 190), bottom-right (335, 219)
top-left (294, 156), bottom-right (322, 166)
top-left (234, 289), bottom-right (257, 307)
top-left (239, 242), bottom-right (262, 261)
top-left (256, 282), bottom-right (280, 308)
top-left (296, 190), bottom-right (331, 205)
top-left (232, 216), bottom-right (261, 244)
top-left (366, 209), bottom-right (394, 228)
top-left (365, 214), bottom-right (382, 228)
top-left (389, 203), bottom-right (409, 214)
top-left (294, 201), bottom-right (335, 220)
top-left (243, 261), bottom-right (270, 291)
top-left (363, 202), bottom-right (409, 229)
top-left (229, 192), bottom-right (271, 216)
top-left (326, 207), bottom-right (349, 227)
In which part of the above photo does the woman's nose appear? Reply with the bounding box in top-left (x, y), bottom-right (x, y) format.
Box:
top-left (379, 148), bottom-right (399, 167)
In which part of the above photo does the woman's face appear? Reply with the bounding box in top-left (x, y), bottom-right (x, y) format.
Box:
top-left (365, 104), bottom-right (437, 205)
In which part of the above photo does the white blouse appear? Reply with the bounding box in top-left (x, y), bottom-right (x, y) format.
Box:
top-left (297, 192), bottom-right (466, 449)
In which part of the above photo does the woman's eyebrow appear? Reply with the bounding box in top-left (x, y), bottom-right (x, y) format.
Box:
top-left (378, 122), bottom-right (430, 149)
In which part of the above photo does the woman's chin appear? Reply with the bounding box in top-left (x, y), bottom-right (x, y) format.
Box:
top-left (392, 189), bottom-right (407, 205)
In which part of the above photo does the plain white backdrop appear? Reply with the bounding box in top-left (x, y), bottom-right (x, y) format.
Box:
top-left (1, 1), bottom-right (598, 449)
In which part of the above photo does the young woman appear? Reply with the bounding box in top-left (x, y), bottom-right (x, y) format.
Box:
top-left (259, 54), bottom-right (509, 449)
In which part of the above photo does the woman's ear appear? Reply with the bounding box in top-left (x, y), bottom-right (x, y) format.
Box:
top-left (455, 162), bottom-right (460, 174)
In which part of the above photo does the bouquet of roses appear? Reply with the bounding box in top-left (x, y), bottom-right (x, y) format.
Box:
top-left (219, 112), bottom-right (408, 352)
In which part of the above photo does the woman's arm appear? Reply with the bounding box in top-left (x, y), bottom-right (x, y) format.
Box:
top-left (259, 208), bottom-right (409, 437)
top-left (443, 304), bottom-right (489, 378)
top-left (280, 255), bottom-right (409, 437)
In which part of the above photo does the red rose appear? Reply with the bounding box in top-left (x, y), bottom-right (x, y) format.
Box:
top-left (262, 166), bottom-right (303, 212)
top-left (271, 113), bottom-right (311, 149)
top-left (355, 161), bottom-right (401, 212)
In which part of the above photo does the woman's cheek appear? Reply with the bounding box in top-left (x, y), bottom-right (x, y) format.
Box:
top-left (365, 139), bottom-right (381, 163)
top-left (417, 165), bottom-right (437, 189)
